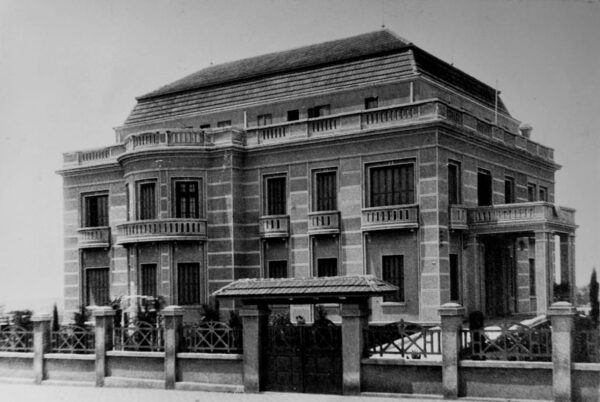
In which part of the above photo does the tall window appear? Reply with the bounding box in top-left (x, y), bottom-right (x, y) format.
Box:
top-left (84, 194), bottom-right (108, 227)
top-left (138, 182), bottom-right (156, 220)
top-left (450, 254), bottom-right (460, 302)
top-left (265, 176), bottom-right (286, 215)
top-left (268, 260), bottom-right (287, 279)
top-left (140, 264), bottom-right (157, 297)
top-left (308, 104), bottom-right (330, 118)
top-left (539, 186), bottom-right (548, 202)
top-left (504, 177), bottom-right (515, 204)
top-left (527, 183), bottom-right (537, 202)
top-left (178, 263), bottom-right (201, 305)
top-left (364, 97), bottom-right (379, 110)
top-left (314, 171), bottom-right (337, 211)
top-left (448, 162), bottom-right (461, 205)
top-left (382, 255), bottom-right (404, 302)
top-left (174, 181), bottom-right (199, 218)
top-left (257, 114), bottom-right (272, 126)
top-left (477, 169), bottom-right (492, 206)
top-left (85, 267), bottom-right (109, 306)
top-left (370, 164), bottom-right (415, 207)
top-left (317, 258), bottom-right (337, 277)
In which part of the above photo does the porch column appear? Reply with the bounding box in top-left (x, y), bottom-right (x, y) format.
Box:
top-left (439, 303), bottom-right (465, 399)
top-left (32, 314), bottom-right (51, 384)
top-left (534, 231), bottom-right (552, 315)
top-left (93, 306), bottom-right (115, 387)
top-left (464, 234), bottom-right (482, 312)
top-left (240, 304), bottom-right (269, 393)
top-left (163, 306), bottom-right (184, 389)
top-left (548, 302), bottom-right (576, 402)
top-left (341, 302), bottom-right (368, 395)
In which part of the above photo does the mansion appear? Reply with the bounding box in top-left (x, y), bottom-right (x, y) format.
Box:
top-left (58, 30), bottom-right (576, 323)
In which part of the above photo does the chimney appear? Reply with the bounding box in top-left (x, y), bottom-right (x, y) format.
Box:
top-left (519, 123), bottom-right (532, 139)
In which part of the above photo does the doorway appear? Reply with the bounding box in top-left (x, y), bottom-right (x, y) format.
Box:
top-left (483, 236), bottom-right (517, 317)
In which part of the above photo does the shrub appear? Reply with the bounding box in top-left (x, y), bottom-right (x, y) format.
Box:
top-left (9, 310), bottom-right (33, 331)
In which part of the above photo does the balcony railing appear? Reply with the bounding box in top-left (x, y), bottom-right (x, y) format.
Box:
top-left (258, 215), bottom-right (290, 238)
top-left (467, 202), bottom-right (576, 231)
top-left (307, 211), bottom-right (340, 235)
top-left (77, 227), bottom-right (111, 248)
top-left (361, 205), bottom-right (419, 231)
top-left (116, 219), bottom-right (207, 244)
top-left (449, 206), bottom-right (468, 230)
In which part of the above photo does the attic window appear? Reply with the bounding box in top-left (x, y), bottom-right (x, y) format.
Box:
top-left (308, 105), bottom-right (330, 118)
top-left (257, 114), bottom-right (272, 127)
top-left (217, 120), bottom-right (231, 128)
top-left (365, 97), bottom-right (379, 110)
top-left (287, 110), bottom-right (299, 121)
top-left (200, 124), bottom-right (210, 129)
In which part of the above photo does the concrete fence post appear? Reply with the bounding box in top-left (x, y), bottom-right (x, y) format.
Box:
top-left (341, 302), bottom-right (368, 395)
top-left (32, 314), bottom-right (51, 384)
top-left (93, 306), bottom-right (115, 387)
top-left (439, 302), bottom-right (465, 399)
top-left (240, 304), bottom-right (269, 393)
top-left (548, 301), bottom-right (576, 402)
top-left (163, 305), bottom-right (184, 389)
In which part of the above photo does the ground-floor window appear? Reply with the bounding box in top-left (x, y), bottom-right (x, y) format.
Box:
top-left (140, 264), bottom-right (157, 297)
top-left (85, 267), bottom-right (110, 306)
top-left (178, 263), bottom-right (201, 305)
top-left (317, 258), bottom-right (337, 277)
top-left (382, 255), bottom-right (404, 302)
top-left (268, 260), bottom-right (288, 279)
top-left (450, 254), bottom-right (460, 301)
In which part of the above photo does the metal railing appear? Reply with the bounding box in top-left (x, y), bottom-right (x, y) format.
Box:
top-left (461, 322), bottom-right (552, 361)
top-left (51, 325), bottom-right (95, 354)
top-left (113, 321), bottom-right (164, 352)
top-left (364, 320), bottom-right (441, 358)
top-left (0, 326), bottom-right (34, 352)
top-left (181, 322), bottom-right (242, 353)
top-left (573, 328), bottom-right (599, 363)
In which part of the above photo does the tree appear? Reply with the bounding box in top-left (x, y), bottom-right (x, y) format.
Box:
top-left (51, 303), bottom-right (60, 332)
top-left (590, 268), bottom-right (599, 325)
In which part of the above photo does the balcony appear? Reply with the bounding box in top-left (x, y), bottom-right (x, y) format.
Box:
top-left (307, 211), bottom-right (340, 235)
top-left (116, 219), bottom-right (207, 244)
top-left (448, 205), bottom-right (468, 230)
top-left (361, 205), bottom-right (419, 231)
top-left (77, 227), bottom-right (111, 248)
top-left (258, 215), bottom-right (290, 238)
top-left (467, 202), bottom-right (576, 233)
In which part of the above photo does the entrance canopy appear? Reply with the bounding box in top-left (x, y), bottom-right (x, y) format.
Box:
top-left (212, 275), bottom-right (397, 304)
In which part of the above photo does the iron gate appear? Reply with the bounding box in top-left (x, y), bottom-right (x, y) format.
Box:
top-left (263, 322), bottom-right (342, 394)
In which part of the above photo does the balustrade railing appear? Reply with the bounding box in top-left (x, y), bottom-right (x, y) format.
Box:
top-left (77, 227), bottom-right (110, 248)
top-left (361, 205), bottom-right (419, 230)
top-left (181, 322), bottom-right (242, 353)
top-left (460, 322), bottom-right (552, 361)
top-left (449, 205), bottom-right (468, 229)
top-left (309, 116), bottom-right (339, 134)
top-left (0, 326), bottom-right (34, 352)
top-left (259, 126), bottom-right (287, 142)
top-left (307, 211), bottom-right (340, 234)
top-left (117, 219), bottom-right (207, 244)
top-left (258, 215), bottom-right (290, 238)
top-left (114, 321), bottom-right (164, 352)
top-left (364, 320), bottom-right (441, 358)
top-left (468, 202), bottom-right (576, 227)
top-left (51, 325), bottom-right (95, 354)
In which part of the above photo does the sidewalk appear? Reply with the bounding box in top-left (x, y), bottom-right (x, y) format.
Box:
top-left (0, 383), bottom-right (447, 402)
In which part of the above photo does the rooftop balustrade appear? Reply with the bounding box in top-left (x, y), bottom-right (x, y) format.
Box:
top-left (63, 99), bottom-right (555, 170)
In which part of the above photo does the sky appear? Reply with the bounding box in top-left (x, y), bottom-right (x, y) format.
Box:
top-left (0, 0), bottom-right (598, 311)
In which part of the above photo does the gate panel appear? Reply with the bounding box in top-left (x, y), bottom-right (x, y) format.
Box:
top-left (264, 322), bottom-right (342, 394)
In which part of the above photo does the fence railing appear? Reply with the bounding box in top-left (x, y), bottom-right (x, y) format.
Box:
top-left (51, 326), bottom-right (95, 354)
top-left (0, 326), bottom-right (34, 352)
top-left (181, 322), bottom-right (242, 353)
top-left (460, 322), bottom-right (552, 361)
top-left (363, 320), bottom-right (441, 358)
top-left (114, 322), bottom-right (164, 352)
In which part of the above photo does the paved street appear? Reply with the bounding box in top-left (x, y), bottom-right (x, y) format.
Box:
top-left (0, 382), bottom-right (548, 402)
